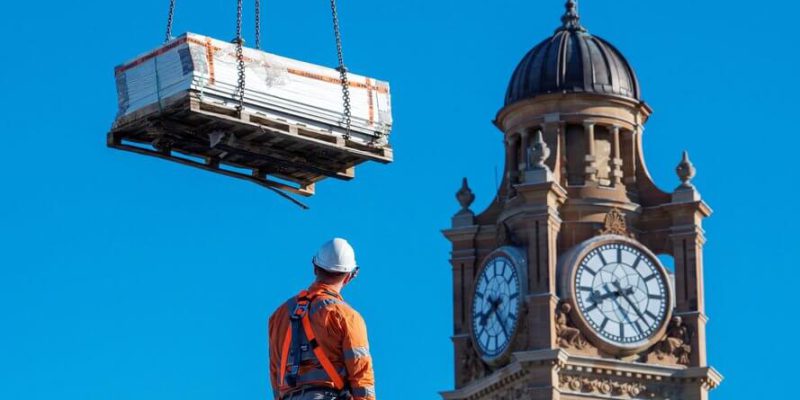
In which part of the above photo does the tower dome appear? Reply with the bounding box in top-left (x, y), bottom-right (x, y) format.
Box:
top-left (505, 0), bottom-right (640, 106)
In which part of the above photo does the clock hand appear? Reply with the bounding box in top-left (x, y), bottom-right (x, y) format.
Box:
top-left (589, 284), bottom-right (624, 304)
top-left (613, 282), bottom-right (648, 323)
top-left (491, 306), bottom-right (509, 338)
top-left (590, 289), bottom-right (619, 303)
top-left (605, 283), bottom-right (638, 334)
top-left (479, 296), bottom-right (501, 326)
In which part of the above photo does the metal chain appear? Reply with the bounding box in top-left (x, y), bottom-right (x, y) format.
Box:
top-left (255, 0), bottom-right (261, 49)
top-left (165, 0), bottom-right (176, 43)
top-left (330, 0), bottom-right (352, 140)
top-left (235, 0), bottom-right (246, 113)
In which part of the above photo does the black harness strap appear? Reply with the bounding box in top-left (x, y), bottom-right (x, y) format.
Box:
top-left (285, 292), bottom-right (315, 387)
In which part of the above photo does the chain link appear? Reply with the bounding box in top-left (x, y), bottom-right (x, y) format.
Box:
top-left (165, 0), bottom-right (176, 43)
top-left (329, 0), bottom-right (352, 140)
top-left (255, 0), bottom-right (261, 49)
top-left (234, 0), bottom-right (246, 113)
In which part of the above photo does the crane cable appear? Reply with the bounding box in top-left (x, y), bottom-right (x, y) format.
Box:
top-left (329, 0), bottom-right (352, 140)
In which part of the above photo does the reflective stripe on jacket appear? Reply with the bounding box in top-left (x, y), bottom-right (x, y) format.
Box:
top-left (269, 282), bottom-right (375, 400)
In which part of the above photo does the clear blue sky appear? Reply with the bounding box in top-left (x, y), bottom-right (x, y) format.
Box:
top-left (0, 0), bottom-right (795, 398)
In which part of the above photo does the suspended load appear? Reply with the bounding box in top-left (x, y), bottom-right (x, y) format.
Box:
top-left (108, 29), bottom-right (393, 200)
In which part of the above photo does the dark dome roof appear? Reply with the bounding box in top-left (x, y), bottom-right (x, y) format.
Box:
top-left (505, 1), bottom-right (640, 106)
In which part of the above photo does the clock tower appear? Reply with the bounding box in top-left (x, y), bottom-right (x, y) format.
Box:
top-left (442, 2), bottom-right (722, 399)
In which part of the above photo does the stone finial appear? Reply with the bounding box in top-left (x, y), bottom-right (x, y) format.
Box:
top-left (672, 151), bottom-right (701, 203)
top-left (560, 0), bottom-right (586, 32)
top-left (676, 151), bottom-right (696, 188)
top-left (523, 130), bottom-right (554, 184)
top-left (528, 130), bottom-right (551, 170)
top-left (456, 177), bottom-right (475, 212)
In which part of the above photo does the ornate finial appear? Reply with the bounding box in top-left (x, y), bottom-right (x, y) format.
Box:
top-left (528, 130), bottom-right (551, 170)
top-left (676, 151), bottom-right (696, 188)
top-left (560, 0), bottom-right (586, 31)
top-left (456, 177), bottom-right (475, 211)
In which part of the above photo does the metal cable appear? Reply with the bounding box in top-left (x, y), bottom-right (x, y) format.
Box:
top-left (165, 0), bottom-right (176, 43)
top-left (235, 0), bottom-right (246, 113)
top-left (255, 0), bottom-right (261, 49)
top-left (329, 0), bottom-right (352, 140)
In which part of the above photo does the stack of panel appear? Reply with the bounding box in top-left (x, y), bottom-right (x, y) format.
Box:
top-left (108, 33), bottom-right (393, 196)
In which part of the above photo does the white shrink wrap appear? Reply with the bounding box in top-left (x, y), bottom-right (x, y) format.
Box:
top-left (114, 33), bottom-right (393, 147)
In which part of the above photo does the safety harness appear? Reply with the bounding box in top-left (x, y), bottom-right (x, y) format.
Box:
top-left (279, 289), bottom-right (346, 394)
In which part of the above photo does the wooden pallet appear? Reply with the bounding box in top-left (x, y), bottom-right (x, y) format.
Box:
top-left (108, 91), bottom-right (393, 197)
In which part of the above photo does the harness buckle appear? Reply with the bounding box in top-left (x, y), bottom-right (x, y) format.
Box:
top-left (291, 301), bottom-right (310, 320)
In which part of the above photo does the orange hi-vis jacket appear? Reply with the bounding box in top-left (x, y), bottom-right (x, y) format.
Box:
top-left (269, 282), bottom-right (375, 400)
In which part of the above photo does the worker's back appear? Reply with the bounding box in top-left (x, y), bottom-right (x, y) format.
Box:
top-left (269, 282), bottom-right (375, 400)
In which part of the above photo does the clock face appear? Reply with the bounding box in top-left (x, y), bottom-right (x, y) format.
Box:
top-left (471, 253), bottom-right (522, 361)
top-left (573, 242), bottom-right (670, 347)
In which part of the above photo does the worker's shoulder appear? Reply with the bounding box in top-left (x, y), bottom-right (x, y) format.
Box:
top-left (269, 296), bottom-right (295, 320)
top-left (312, 295), bottom-right (364, 319)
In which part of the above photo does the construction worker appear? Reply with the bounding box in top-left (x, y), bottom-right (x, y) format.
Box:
top-left (268, 238), bottom-right (375, 400)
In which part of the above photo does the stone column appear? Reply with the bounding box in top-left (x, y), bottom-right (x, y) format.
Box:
top-left (444, 224), bottom-right (480, 388)
top-left (557, 122), bottom-right (567, 187)
top-left (624, 128), bottom-right (639, 186)
top-left (584, 122), bottom-right (598, 182)
top-left (611, 125), bottom-right (624, 186)
top-left (518, 129), bottom-right (530, 174)
top-left (506, 134), bottom-right (519, 186)
top-left (668, 200), bottom-right (711, 367)
top-left (514, 181), bottom-right (567, 349)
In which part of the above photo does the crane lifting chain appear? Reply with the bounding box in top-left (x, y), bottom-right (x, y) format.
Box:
top-left (234, 0), bottom-right (246, 114)
top-left (164, 1), bottom-right (350, 136)
top-left (159, 0), bottom-right (355, 208)
top-left (255, 0), bottom-right (262, 49)
top-left (329, 0), bottom-right (352, 140)
top-left (165, 0), bottom-right (176, 43)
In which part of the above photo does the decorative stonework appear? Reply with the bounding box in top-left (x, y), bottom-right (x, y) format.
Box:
top-left (675, 151), bottom-right (696, 188)
top-left (461, 341), bottom-right (489, 385)
top-left (496, 221), bottom-right (521, 247)
top-left (555, 301), bottom-right (593, 352)
top-left (528, 130), bottom-right (550, 169)
top-left (646, 316), bottom-right (692, 366)
top-left (598, 208), bottom-right (634, 237)
top-left (457, 177), bottom-right (476, 212)
top-left (558, 375), bottom-right (648, 398)
top-left (487, 384), bottom-right (532, 400)
top-left (523, 130), bottom-right (554, 183)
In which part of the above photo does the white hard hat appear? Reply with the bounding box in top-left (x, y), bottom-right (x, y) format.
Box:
top-left (312, 238), bottom-right (358, 273)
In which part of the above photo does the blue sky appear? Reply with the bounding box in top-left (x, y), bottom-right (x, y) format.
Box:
top-left (0, 0), bottom-right (796, 398)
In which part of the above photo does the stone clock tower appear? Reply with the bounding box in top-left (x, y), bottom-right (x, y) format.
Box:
top-left (442, 2), bottom-right (722, 399)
